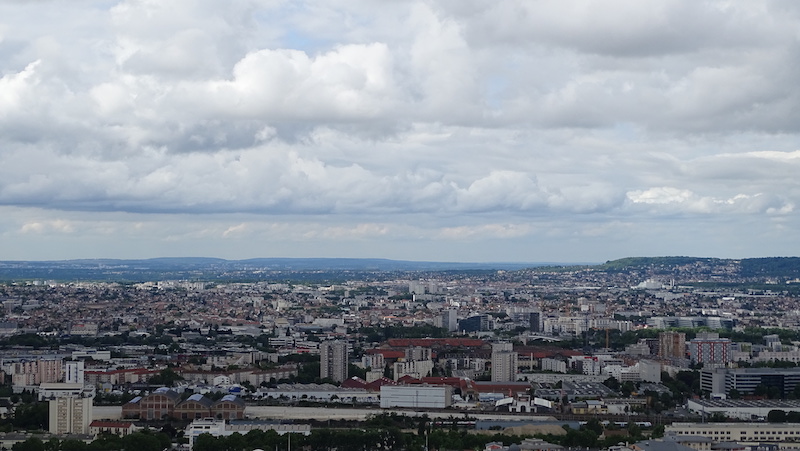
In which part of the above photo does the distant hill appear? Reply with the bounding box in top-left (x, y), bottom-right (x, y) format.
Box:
top-left (598, 256), bottom-right (800, 279)
top-left (0, 257), bottom-right (546, 282)
top-left (2, 256), bottom-right (798, 283)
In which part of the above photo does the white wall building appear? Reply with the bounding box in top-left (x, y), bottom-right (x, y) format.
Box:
top-left (380, 385), bottom-right (452, 409)
top-left (666, 422), bottom-right (800, 443)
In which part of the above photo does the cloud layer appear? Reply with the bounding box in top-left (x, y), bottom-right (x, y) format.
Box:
top-left (0, 0), bottom-right (799, 261)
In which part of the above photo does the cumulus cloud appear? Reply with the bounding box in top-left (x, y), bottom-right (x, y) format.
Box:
top-left (0, 0), bottom-right (799, 261)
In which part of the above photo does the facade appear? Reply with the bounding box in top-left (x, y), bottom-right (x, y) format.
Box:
top-left (10, 359), bottom-right (63, 387)
top-left (442, 310), bottom-right (458, 332)
top-left (701, 368), bottom-right (800, 397)
top-left (688, 333), bottom-right (732, 364)
top-left (686, 399), bottom-right (800, 421)
top-left (666, 422), bottom-right (800, 443)
top-left (394, 360), bottom-right (434, 381)
top-left (320, 341), bottom-right (348, 383)
top-left (659, 332), bottom-right (686, 359)
top-left (459, 315), bottom-right (491, 333)
top-left (491, 342), bottom-right (518, 382)
top-left (89, 421), bottom-right (136, 437)
top-left (174, 394), bottom-right (214, 420)
top-left (529, 312), bottom-right (541, 333)
top-left (122, 389), bottom-right (244, 420)
top-left (212, 395), bottom-right (247, 420)
top-left (42, 383), bottom-right (95, 435)
top-left (540, 358), bottom-right (567, 373)
top-left (380, 385), bottom-right (452, 409)
top-left (65, 361), bottom-right (85, 384)
top-left (405, 346), bottom-right (432, 362)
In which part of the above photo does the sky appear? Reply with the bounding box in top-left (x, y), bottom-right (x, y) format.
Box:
top-left (1, 0), bottom-right (799, 263)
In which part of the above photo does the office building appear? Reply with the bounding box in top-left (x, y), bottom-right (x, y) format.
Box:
top-left (701, 367), bottom-right (800, 397)
top-left (529, 312), bottom-right (541, 333)
top-left (320, 341), bottom-right (348, 383)
top-left (459, 314), bottom-right (491, 333)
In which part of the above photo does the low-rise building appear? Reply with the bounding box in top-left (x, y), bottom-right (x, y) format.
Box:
top-left (380, 385), bottom-right (452, 409)
top-left (666, 422), bottom-right (800, 443)
top-left (88, 420), bottom-right (136, 437)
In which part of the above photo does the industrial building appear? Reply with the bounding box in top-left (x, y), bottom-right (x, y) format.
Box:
top-left (380, 385), bottom-right (452, 409)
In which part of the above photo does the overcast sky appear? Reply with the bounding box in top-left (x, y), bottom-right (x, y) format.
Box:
top-left (1, 0), bottom-right (799, 263)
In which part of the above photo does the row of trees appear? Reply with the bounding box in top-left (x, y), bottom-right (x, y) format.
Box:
top-left (190, 420), bottom-right (656, 451)
top-left (11, 431), bottom-right (171, 451)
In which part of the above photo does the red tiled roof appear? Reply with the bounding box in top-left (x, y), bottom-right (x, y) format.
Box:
top-left (365, 377), bottom-right (397, 391)
top-left (90, 421), bottom-right (133, 428)
top-left (366, 349), bottom-right (405, 359)
top-left (387, 338), bottom-right (485, 347)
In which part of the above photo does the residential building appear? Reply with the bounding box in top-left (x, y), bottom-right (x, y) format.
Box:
top-left (688, 333), bottom-right (732, 365)
top-left (659, 332), bottom-right (686, 359)
top-left (491, 342), bottom-right (518, 382)
top-left (41, 383), bottom-right (94, 435)
top-left (320, 340), bottom-right (348, 383)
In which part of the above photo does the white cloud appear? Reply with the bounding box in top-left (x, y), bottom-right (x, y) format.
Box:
top-left (0, 0), bottom-right (798, 261)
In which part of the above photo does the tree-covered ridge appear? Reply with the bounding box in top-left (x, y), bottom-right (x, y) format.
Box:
top-left (595, 256), bottom-right (800, 279)
top-left (740, 257), bottom-right (800, 278)
top-left (599, 256), bottom-right (721, 271)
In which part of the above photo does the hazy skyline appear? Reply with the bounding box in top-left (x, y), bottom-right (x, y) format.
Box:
top-left (1, 1), bottom-right (799, 262)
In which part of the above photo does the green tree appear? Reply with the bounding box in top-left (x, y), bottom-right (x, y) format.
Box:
top-left (88, 433), bottom-right (122, 450)
top-left (60, 440), bottom-right (88, 451)
top-left (12, 437), bottom-right (45, 451)
top-left (120, 431), bottom-right (170, 451)
top-left (148, 368), bottom-right (183, 387)
top-left (12, 402), bottom-right (48, 430)
top-left (768, 409), bottom-right (787, 423)
top-left (582, 418), bottom-right (604, 436)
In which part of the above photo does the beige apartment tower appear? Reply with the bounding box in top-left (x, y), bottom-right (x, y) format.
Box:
top-left (41, 383), bottom-right (94, 435)
top-left (491, 342), bottom-right (518, 382)
top-left (320, 340), bottom-right (348, 383)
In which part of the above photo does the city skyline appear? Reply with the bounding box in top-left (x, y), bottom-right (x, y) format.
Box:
top-left (1, 1), bottom-right (799, 262)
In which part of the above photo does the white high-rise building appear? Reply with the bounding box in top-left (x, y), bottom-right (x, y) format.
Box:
top-left (65, 361), bottom-right (85, 384)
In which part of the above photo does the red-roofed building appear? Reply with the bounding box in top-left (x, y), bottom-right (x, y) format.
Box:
top-left (89, 420), bottom-right (136, 437)
top-left (473, 381), bottom-right (533, 397)
top-left (341, 377), bottom-right (368, 389)
top-left (387, 338), bottom-right (485, 348)
top-left (366, 349), bottom-right (406, 360)
top-left (365, 377), bottom-right (398, 391)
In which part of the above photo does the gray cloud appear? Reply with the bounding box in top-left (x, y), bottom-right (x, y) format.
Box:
top-left (0, 0), bottom-right (798, 261)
